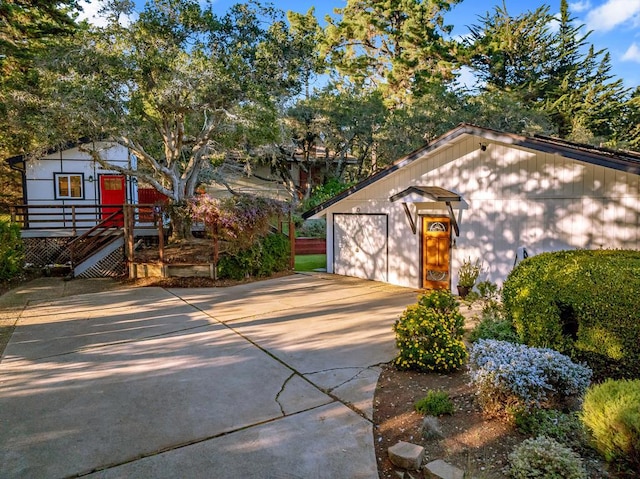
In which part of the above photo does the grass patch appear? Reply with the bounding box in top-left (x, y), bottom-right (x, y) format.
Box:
top-left (295, 254), bottom-right (326, 272)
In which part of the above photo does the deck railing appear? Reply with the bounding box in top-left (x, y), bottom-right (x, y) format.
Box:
top-left (10, 203), bottom-right (161, 234)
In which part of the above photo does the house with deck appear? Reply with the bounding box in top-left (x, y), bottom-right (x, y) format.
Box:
top-left (303, 124), bottom-right (640, 290)
top-left (7, 140), bottom-right (165, 278)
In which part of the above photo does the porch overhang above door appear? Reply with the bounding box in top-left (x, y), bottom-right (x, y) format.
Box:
top-left (389, 186), bottom-right (461, 236)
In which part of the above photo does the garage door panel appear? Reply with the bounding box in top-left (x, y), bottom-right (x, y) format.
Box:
top-left (334, 214), bottom-right (388, 282)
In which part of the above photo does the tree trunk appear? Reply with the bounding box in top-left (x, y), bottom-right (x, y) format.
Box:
top-left (167, 202), bottom-right (193, 242)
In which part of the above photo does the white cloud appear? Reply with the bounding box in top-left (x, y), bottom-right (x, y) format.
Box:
top-left (585, 0), bottom-right (640, 32)
top-left (622, 42), bottom-right (640, 62)
top-left (569, 1), bottom-right (592, 13)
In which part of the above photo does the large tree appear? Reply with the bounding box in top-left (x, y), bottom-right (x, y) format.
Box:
top-left (0, 0), bottom-right (81, 208)
top-left (464, 0), bottom-right (628, 142)
top-left (465, 2), bottom-right (555, 101)
top-left (46, 0), bottom-right (305, 238)
top-left (322, 0), bottom-right (462, 107)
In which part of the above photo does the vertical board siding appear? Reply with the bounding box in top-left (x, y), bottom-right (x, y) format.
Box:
top-left (325, 134), bottom-right (640, 288)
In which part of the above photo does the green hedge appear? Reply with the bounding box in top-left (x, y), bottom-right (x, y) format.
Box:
top-left (218, 233), bottom-right (290, 281)
top-left (0, 220), bottom-right (24, 280)
top-left (502, 250), bottom-right (640, 379)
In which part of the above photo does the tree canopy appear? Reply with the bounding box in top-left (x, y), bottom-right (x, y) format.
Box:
top-left (1, 0), bottom-right (637, 217)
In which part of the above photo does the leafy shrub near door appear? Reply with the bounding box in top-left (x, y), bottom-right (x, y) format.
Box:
top-left (393, 290), bottom-right (467, 373)
top-left (502, 250), bottom-right (640, 380)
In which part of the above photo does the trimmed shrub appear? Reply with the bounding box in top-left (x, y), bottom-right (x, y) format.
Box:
top-left (469, 340), bottom-right (592, 416)
top-left (0, 220), bottom-right (24, 280)
top-left (393, 290), bottom-right (467, 373)
top-left (414, 390), bottom-right (454, 416)
top-left (502, 250), bottom-right (640, 380)
top-left (508, 436), bottom-right (586, 479)
top-left (218, 233), bottom-right (290, 280)
top-left (581, 379), bottom-right (640, 472)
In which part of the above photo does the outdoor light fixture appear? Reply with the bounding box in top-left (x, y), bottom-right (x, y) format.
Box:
top-left (88, 175), bottom-right (94, 183)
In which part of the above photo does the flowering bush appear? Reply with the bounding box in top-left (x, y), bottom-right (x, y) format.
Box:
top-left (190, 194), bottom-right (289, 250)
top-left (393, 290), bottom-right (467, 373)
top-left (469, 340), bottom-right (592, 415)
top-left (508, 436), bottom-right (586, 479)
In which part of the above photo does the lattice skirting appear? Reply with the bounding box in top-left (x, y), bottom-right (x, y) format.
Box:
top-left (76, 246), bottom-right (125, 279)
top-left (23, 237), bottom-right (73, 266)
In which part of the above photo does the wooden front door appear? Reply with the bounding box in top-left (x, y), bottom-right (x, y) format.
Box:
top-left (422, 216), bottom-right (451, 289)
top-left (100, 175), bottom-right (125, 226)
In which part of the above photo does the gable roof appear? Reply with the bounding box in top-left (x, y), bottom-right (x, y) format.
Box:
top-left (5, 137), bottom-right (95, 171)
top-left (302, 123), bottom-right (640, 219)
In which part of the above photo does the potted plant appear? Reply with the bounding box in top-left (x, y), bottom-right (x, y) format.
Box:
top-left (457, 257), bottom-right (482, 298)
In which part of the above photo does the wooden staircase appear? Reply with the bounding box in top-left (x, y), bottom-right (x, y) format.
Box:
top-left (68, 209), bottom-right (125, 278)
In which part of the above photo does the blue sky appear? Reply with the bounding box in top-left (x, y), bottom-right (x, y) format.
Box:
top-left (80, 0), bottom-right (640, 89)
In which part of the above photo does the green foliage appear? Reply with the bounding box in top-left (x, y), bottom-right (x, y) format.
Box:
top-left (414, 390), bottom-right (454, 416)
top-left (0, 0), bottom-right (80, 155)
top-left (217, 233), bottom-right (290, 281)
top-left (581, 379), bottom-right (640, 472)
top-left (322, 0), bottom-right (461, 107)
top-left (515, 410), bottom-right (587, 451)
top-left (476, 280), bottom-right (499, 301)
top-left (23, 0), bottom-right (309, 222)
top-left (296, 219), bottom-right (325, 238)
top-left (469, 280), bottom-right (518, 343)
top-left (191, 194), bottom-right (289, 250)
top-left (303, 178), bottom-right (356, 211)
top-left (457, 257), bottom-right (481, 288)
top-left (0, 220), bottom-right (24, 280)
top-left (502, 250), bottom-right (640, 380)
top-left (469, 317), bottom-right (519, 343)
top-left (393, 290), bottom-right (467, 373)
top-left (508, 436), bottom-right (586, 479)
top-left (464, 1), bottom-right (628, 142)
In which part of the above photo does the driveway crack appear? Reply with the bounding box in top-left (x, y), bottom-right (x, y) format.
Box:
top-left (275, 372), bottom-right (296, 416)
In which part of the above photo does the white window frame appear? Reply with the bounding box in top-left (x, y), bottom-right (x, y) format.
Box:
top-left (54, 173), bottom-right (84, 199)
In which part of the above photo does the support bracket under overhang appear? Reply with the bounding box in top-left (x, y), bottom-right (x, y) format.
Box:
top-left (390, 186), bottom-right (462, 237)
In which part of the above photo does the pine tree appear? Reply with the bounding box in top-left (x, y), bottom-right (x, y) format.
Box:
top-left (322, 0), bottom-right (461, 107)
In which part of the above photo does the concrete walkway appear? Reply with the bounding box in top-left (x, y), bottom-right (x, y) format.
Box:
top-left (0, 274), bottom-right (419, 478)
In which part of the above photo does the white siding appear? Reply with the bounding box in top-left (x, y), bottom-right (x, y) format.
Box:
top-left (323, 134), bottom-right (640, 288)
top-left (23, 142), bottom-right (135, 228)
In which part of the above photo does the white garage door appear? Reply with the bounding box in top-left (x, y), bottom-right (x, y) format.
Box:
top-left (333, 213), bottom-right (388, 282)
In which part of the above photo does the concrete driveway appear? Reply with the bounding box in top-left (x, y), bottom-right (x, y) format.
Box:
top-left (0, 273), bottom-right (419, 478)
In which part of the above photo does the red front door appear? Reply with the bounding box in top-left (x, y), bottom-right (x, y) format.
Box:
top-left (100, 175), bottom-right (125, 226)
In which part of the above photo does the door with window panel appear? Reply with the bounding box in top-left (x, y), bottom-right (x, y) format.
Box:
top-left (422, 216), bottom-right (451, 289)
